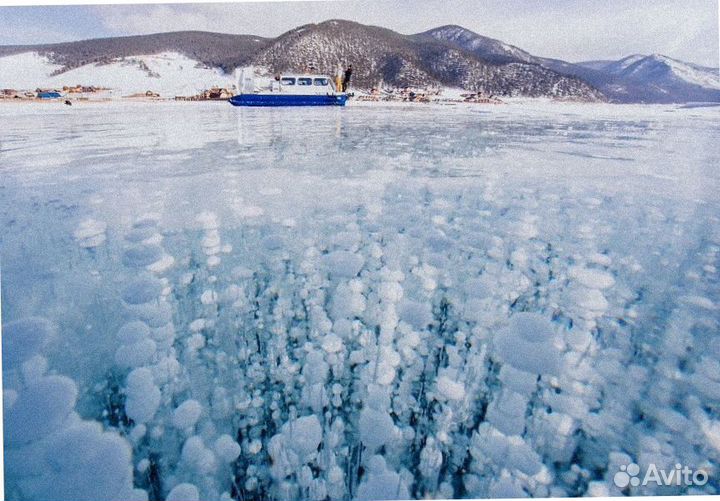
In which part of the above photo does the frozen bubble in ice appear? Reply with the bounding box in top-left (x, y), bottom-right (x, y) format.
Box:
top-left (125, 368), bottom-right (160, 424)
top-left (330, 282), bottom-right (366, 320)
top-left (196, 212), bottom-right (219, 230)
top-left (437, 374), bottom-right (466, 401)
top-left (200, 290), bottom-right (217, 305)
top-left (214, 434), bottom-right (241, 462)
top-left (172, 399), bottom-right (203, 429)
top-left (572, 287), bottom-right (609, 312)
top-left (181, 436), bottom-right (217, 473)
top-left (167, 483), bottom-right (200, 501)
top-left (122, 245), bottom-right (164, 268)
top-left (569, 266), bottom-right (615, 290)
top-left (115, 339), bottom-right (157, 368)
top-left (73, 218), bottom-right (107, 248)
top-left (2, 317), bottom-right (56, 368)
top-left (378, 281), bottom-right (404, 303)
top-left (142, 301), bottom-right (173, 328)
top-left (6, 375), bottom-right (77, 445)
top-left (359, 407), bottom-right (396, 451)
top-left (494, 313), bottom-right (561, 376)
top-left (303, 351), bottom-right (329, 385)
top-left (147, 254), bottom-right (175, 274)
top-left (398, 300), bottom-right (433, 330)
top-left (323, 251), bottom-right (364, 278)
top-left (117, 321), bottom-right (150, 344)
top-left (680, 295), bottom-right (716, 310)
top-left (356, 455), bottom-right (410, 501)
top-left (35, 420), bottom-right (138, 501)
top-left (289, 415), bottom-right (323, 457)
top-left (321, 333), bottom-right (343, 354)
top-left (122, 277), bottom-right (163, 305)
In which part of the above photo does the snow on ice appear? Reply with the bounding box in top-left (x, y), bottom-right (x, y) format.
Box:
top-left (1, 101), bottom-right (719, 500)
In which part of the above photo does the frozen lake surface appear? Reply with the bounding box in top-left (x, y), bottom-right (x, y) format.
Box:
top-left (1, 101), bottom-right (719, 500)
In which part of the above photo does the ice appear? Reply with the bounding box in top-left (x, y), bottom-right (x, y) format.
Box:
top-left (359, 407), bottom-right (397, 451)
top-left (213, 434), bottom-right (241, 463)
top-left (166, 483), bottom-right (200, 501)
top-left (73, 218), bottom-right (107, 248)
top-left (5, 375), bottom-right (77, 445)
top-left (124, 368), bottom-right (161, 424)
top-left (356, 455), bottom-right (411, 501)
top-left (2, 101), bottom-right (719, 500)
top-left (173, 399), bottom-right (203, 429)
top-left (122, 277), bottom-right (164, 305)
top-left (2, 317), bottom-right (55, 368)
top-left (436, 373), bottom-right (466, 401)
top-left (323, 250), bottom-right (364, 278)
top-left (493, 312), bottom-right (562, 376)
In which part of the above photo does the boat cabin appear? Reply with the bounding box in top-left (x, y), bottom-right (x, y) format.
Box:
top-left (270, 75), bottom-right (338, 95)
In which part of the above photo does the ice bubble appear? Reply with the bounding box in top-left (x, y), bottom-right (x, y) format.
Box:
top-left (437, 374), bottom-right (466, 401)
top-left (285, 415), bottom-right (323, 458)
top-left (330, 282), bottom-right (366, 320)
top-left (122, 245), bottom-right (164, 268)
top-left (214, 434), bottom-right (241, 462)
top-left (359, 407), bottom-right (396, 451)
top-left (6, 375), bottom-right (77, 445)
top-left (117, 321), bottom-right (151, 344)
top-left (321, 333), bottom-right (343, 354)
top-left (378, 281), bottom-right (404, 303)
top-left (125, 368), bottom-right (160, 424)
top-left (181, 436), bottom-right (217, 474)
top-left (122, 277), bottom-right (163, 305)
top-left (323, 251), bottom-right (364, 278)
top-left (125, 226), bottom-right (157, 243)
top-left (196, 211), bottom-right (219, 230)
top-left (494, 313), bottom-right (561, 376)
top-left (356, 455), bottom-right (410, 501)
top-left (2, 317), bottom-right (56, 368)
top-left (34, 420), bottom-right (138, 501)
top-left (200, 290), bottom-right (218, 305)
top-left (73, 218), bottom-right (107, 248)
top-left (569, 266), bottom-right (615, 290)
top-left (398, 300), bottom-right (433, 330)
top-left (488, 471), bottom-right (527, 498)
top-left (167, 483), bottom-right (200, 501)
top-left (172, 399), bottom-right (203, 429)
top-left (114, 339), bottom-right (157, 368)
top-left (147, 254), bottom-right (175, 274)
top-left (572, 287), bottom-right (609, 312)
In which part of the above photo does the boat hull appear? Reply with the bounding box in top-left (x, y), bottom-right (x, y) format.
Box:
top-left (229, 93), bottom-right (347, 107)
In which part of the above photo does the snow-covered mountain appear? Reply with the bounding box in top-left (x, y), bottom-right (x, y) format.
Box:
top-left (0, 21), bottom-right (602, 100)
top-left (427, 26), bottom-right (720, 103)
top-left (251, 20), bottom-right (602, 99)
top-left (418, 25), bottom-right (536, 65)
top-left (1, 21), bottom-right (717, 102)
top-left (0, 51), bottom-right (234, 97)
top-left (578, 54), bottom-right (720, 103)
top-left (585, 54), bottom-right (720, 90)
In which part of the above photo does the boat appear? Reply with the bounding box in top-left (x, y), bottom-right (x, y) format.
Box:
top-left (229, 69), bottom-right (348, 107)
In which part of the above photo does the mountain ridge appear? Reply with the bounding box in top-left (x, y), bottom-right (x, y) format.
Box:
top-left (1, 20), bottom-right (717, 102)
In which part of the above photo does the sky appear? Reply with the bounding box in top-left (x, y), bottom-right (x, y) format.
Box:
top-left (0, 0), bottom-right (718, 66)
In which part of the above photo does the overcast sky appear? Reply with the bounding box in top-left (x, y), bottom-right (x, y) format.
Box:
top-left (0, 0), bottom-right (718, 66)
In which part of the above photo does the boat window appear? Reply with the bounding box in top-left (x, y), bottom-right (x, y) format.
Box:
top-left (280, 77), bottom-right (296, 86)
top-left (297, 78), bottom-right (312, 86)
top-left (313, 78), bottom-right (329, 86)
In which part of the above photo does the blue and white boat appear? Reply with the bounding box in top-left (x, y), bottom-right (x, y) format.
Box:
top-left (230, 68), bottom-right (348, 107)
